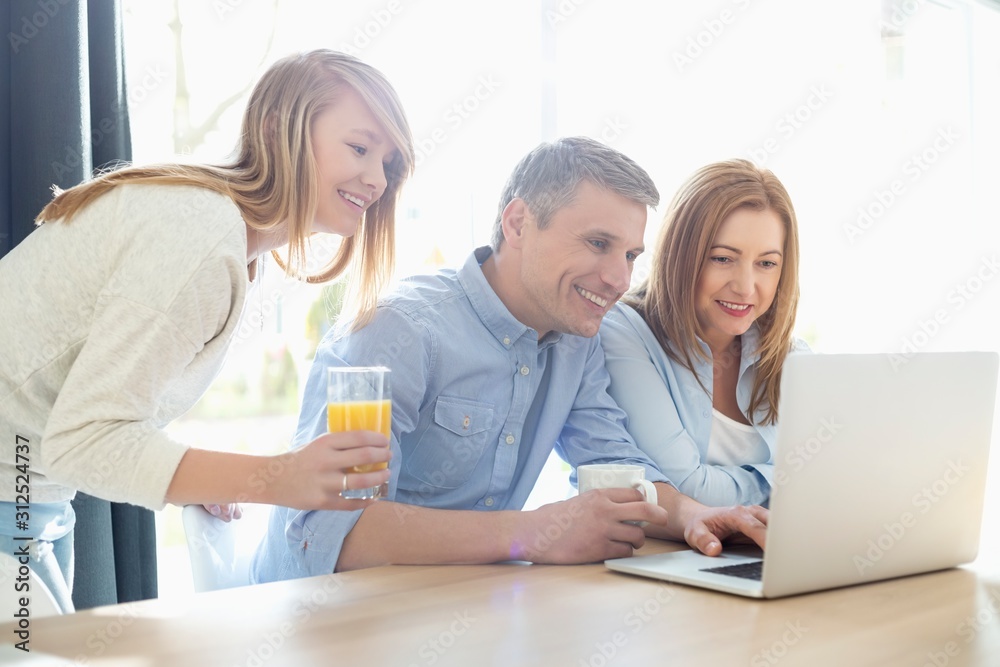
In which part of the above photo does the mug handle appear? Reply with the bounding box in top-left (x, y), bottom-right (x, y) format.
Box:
top-left (633, 478), bottom-right (658, 505)
top-left (628, 479), bottom-right (658, 527)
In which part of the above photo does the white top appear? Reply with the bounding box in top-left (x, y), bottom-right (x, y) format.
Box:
top-left (706, 409), bottom-right (770, 466)
top-left (0, 183), bottom-right (249, 509)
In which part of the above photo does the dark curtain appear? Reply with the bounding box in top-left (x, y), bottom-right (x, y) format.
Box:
top-left (1, 0), bottom-right (157, 609)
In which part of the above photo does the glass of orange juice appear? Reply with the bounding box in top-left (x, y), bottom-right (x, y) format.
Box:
top-left (327, 366), bottom-right (391, 499)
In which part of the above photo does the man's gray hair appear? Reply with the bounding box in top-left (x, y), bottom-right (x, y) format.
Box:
top-left (490, 136), bottom-right (660, 251)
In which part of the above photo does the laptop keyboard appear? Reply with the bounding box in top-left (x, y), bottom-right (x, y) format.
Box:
top-left (700, 560), bottom-right (764, 581)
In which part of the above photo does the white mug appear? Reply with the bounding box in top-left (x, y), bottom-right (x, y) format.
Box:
top-left (577, 464), bottom-right (658, 525)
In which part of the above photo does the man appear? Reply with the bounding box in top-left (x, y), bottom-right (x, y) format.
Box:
top-left (252, 137), bottom-right (767, 581)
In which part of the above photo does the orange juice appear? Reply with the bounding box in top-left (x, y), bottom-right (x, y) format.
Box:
top-left (327, 399), bottom-right (392, 472)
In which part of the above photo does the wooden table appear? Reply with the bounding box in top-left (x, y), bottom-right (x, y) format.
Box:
top-left (3, 538), bottom-right (999, 667)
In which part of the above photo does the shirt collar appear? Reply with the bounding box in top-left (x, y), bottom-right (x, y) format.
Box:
top-left (458, 247), bottom-right (560, 349)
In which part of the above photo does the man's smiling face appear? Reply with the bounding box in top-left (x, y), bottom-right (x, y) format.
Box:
top-left (513, 180), bottom-right (647, 339)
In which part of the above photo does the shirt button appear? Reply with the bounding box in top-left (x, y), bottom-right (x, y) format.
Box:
top-left (702, 410), bottom-right (710, 418)
top-left (505, 434), bottom-right (515, 445)
top-left (484, 497), bottom-right (494, 507)
top-left (503, 336), bottom-right (511, 346)
top-left (520, 366), bottom-right (530, 376)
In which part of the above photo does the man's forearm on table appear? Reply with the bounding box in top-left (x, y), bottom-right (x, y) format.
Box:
top-left (336, 502), bottom-right (521, 571)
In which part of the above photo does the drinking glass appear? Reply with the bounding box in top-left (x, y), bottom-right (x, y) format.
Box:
top-left (327, 366), bottom-right (391, 499)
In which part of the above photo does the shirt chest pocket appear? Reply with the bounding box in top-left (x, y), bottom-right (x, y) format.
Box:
top-left (405, 397), bottom-right (494, 490)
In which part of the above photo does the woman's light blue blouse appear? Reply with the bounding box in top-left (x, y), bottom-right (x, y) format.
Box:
top-left (599, 303), bottom-right (808, 507)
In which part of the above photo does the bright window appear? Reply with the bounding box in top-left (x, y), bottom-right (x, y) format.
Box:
top-left (120, 0), bottom-right (1000, 596)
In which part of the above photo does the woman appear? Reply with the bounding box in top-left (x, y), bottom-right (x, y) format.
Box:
top-left (600, 159), bottom-right (807, 507)
top-left (0, 50), bottom-right (415, 611)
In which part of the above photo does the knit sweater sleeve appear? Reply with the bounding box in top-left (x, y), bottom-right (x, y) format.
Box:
top-left (38, 187), bottom-right (248, 510)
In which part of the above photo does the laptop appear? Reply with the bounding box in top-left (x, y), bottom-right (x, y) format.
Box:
top-left (605, 351), bottom-right (999, 598)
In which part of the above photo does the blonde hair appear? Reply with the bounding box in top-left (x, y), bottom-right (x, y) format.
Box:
top-left (625, 159), bottom-right (800, 425)
top-left (36, 49), bottom-right (415, 327)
